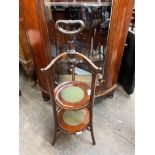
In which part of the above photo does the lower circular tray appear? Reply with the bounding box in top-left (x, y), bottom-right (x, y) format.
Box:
top-left (57, 108), bottom-right (90, 133)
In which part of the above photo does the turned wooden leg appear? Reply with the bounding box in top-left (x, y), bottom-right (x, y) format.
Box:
top-left (31, 69), bottom-right (37, 87)
top-left (19, 90), bottom-right (22, 96)
top-left (51, 127), bottom-right (57, 145)
top-left (90, 124), bottom-right (96, 145)
top-left (42, 92), bottom-right (50, 101)
top-left (51, 120), bottom-right (57, 146)
top-left (107, 91), bottom-right (114, 98)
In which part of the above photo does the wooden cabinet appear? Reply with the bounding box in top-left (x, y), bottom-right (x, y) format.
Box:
top-left (19, 6), bottom-right (34, 76)
top-left (20, 0), bottom-right (134, 101)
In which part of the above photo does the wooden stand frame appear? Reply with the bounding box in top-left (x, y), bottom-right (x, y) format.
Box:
top-left (41, 49), bottom-right (101, 145)
top-left (20, 0), bottom-right (134, 100)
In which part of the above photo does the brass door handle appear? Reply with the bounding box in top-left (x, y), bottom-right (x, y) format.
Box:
top-left (55, 20), bottom-right (85, 35)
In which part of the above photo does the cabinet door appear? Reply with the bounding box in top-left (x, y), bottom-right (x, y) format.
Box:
top-left (19, 5), bottom-right (34, 76)
top-left (44, 0), bottom-right (112, 85)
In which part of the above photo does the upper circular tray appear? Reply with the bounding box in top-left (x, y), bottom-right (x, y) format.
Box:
top-left (54, 81), bottom-right (91, 110)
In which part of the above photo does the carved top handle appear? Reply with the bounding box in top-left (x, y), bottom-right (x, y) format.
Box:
top-left (55, 20), bottom-right (85, 35)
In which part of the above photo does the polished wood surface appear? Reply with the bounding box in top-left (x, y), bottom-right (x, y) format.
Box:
top-left (102, 0), bottom-right (135, 91)
top-left (19, 5), bottom-right (34, 76)
top-left (41, 52), bottom-right (101, 73)
top-left (55, 81), bottom-right (90, 110)
top-left (20, 0), bottom-right (51, 100)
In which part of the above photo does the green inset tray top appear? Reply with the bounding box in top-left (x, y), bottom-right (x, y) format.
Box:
top-left (61, 86), bottom-right (84, 103)
top-left (55, 81), bottom-right (90, 110)
top-left (63, 110), bottom-right (85, 126)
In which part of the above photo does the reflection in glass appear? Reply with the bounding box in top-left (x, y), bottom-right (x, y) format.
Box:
top-left (44, 0), bottom-right (112, 82)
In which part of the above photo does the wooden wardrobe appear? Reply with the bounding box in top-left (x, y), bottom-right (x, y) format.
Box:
top-left (19, 0), bottom-right (134, 101)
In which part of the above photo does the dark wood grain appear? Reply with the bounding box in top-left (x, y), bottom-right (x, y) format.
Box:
top-left (19, 4), bottom-right (34, 76)
top-left (20, 0), bottom-right (51, 99)
top-left (57, 108), bottom-right (90, 133)
top-left (102, 0), bottom-right (135, 90)
top-left (41, 52), bottom-right (101, 73)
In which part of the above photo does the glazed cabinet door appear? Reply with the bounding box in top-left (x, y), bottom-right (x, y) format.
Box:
top-left (20, 0), bottom-right (134, 100)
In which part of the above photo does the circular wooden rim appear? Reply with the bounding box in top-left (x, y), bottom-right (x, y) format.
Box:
top-left (57, 108), bottom-right (90, 133)
top-left (55, 81), bottom-right (90, 110)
